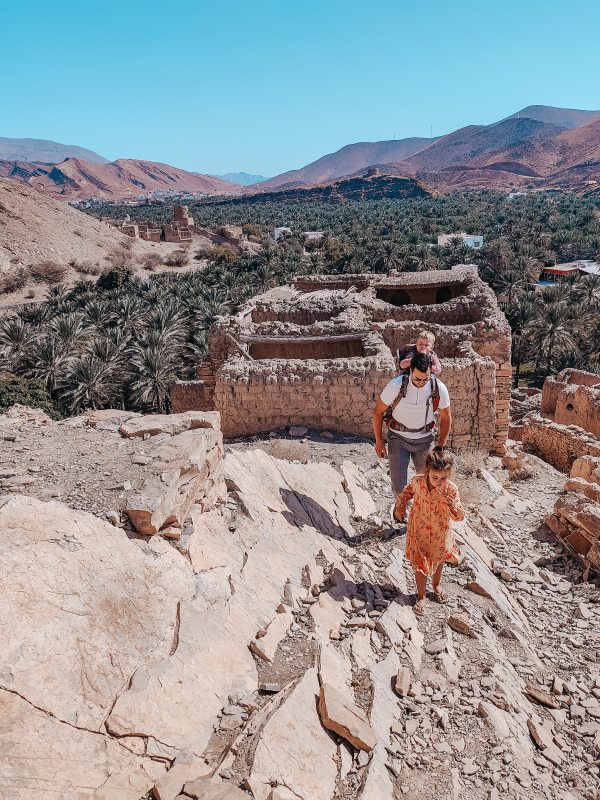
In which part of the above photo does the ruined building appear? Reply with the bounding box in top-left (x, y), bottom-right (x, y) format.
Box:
top-left (118, 205), bottom-right (193, 243)
top-left (172, 268), bottom-right (512, 453)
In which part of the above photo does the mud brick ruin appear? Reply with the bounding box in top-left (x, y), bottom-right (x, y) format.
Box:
top-left (172, 268), bottom-right (512, 452)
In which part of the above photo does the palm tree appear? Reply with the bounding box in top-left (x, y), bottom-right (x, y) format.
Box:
top-left (496, 269), bottom-right (525, 304)
top-left (505, 298), bottom-right (537, 387)
top-left (251, 263), bottom-right (278, 294)
top-left (0, 317), bottom-right (38, 370)
top-left (575, 273), bottom-right (600, 306)
top-left (61, 355), bottom-right (119, 412)
top-left (24, 336), bottom-right (71, 394)
top-left (48, 313), bottom-right (91, 349)
top-left (128, 342), bottom-right (179, 414)
top-left (529, 302), bottom-right (579, 377)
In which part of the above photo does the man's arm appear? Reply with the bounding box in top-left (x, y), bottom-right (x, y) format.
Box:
top-left (438, 406), bottom-right (451, 447)
top-left (373, 398), bottom-right (388, 458)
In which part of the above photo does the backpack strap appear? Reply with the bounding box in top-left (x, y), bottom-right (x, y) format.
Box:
top-left (389, 374), bottom-right (409, 413)
top-left (430, 376), bottom-right (440, 412)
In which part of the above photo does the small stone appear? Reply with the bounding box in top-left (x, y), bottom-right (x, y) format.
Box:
top-left (27, 466), bottom-right (41, 473)
top-left (448, 613), bottom-right (470, 635)
top-left (110, 480), bottom-right (131, 491)
top-left (159, 526), bottom-right (182, 539)
top-left (391, 722), bottom-right (404, 735)
top-left (220, 714), bottom-right (244, 731)
top-left (524, 684), bottom-right (560, 709)
top-left (405, 718), bottom-right (419, 736)
top-left (395, 667), bottom-right (411, 697)
top-left (289, 427), bottom-right (308, 437)
top-left (260, 683), bottom-right (281, 693)
top-left (498, 628), bottom-right (517, 640)
top-left (467, 581), bottom-right (493, 599)
top-left (424, 639), bottom-right (447, 655)
top-left (132, 454), bottom-right (152, 465)
top-left (276, 603), bottom-right (287, 613)
top-left (320, 431), bottom-right (334, 440)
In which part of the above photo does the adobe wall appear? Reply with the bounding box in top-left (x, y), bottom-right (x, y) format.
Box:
top-left (215, 350), bottom-right (395, 439)
top-left (541, 368), bottom-right (600, 418)
top-left (171, 380), bottom-right (210, 414)
top-left (555, 384), bottom-right (600, 438)
top-left (521, 415), bottom-right (600, 472)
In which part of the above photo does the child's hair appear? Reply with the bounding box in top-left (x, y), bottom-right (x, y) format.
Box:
top-left (426, 448), bottom-right (454, 474)
top-left (417, 331), bottom-right (435, 346)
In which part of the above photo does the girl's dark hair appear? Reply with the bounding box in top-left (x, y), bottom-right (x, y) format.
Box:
top-left (426, 448), bottom-right (454, 474)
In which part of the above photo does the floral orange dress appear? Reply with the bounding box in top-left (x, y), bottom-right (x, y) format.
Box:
top-left (396, 474), bottom-right (464, 576)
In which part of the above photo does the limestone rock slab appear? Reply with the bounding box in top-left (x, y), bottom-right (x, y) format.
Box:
top-left (341, 460), bottom-right (377, 520)
top-left (0, 495), bottom-right (195, 731)
top-left (251, 610), bottom-right (293, 662)
top-left (308, 591), bottom-right (347, 641)
top-left (119, 410), bottom-right (220, 438)
top-left (251, 668), bottom-right (338, 800)
top-left (318, 683), bottom-right (377, 751)
top-left (0, 688), bottom-right (155, 799)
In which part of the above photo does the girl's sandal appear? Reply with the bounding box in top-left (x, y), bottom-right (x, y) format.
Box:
top-left (414, 599), bottom-right (426, 616)
top-left (433, 588), bottom-right (449, 604)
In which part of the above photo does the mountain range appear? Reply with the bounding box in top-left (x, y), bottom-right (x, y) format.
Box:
top-left (0, 158), bottom-right (243, 201)
top-left (255, 106), bottom-right (600, 194)
top-left (0, 137), bottom-right (109, 165)
top-left (4, 105), bottom-right (600, 201)
top-left (213, 172), bottom-right (270, 186)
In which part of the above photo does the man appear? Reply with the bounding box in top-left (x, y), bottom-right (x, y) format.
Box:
top-left (372, 351), bottom-right (452, 521)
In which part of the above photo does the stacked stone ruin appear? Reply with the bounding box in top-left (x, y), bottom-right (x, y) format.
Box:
top-left (172, 268), bottom-right (512, 453)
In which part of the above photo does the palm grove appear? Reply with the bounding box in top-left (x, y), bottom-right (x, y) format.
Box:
top-left (1, 191), bottom-right (600, 417)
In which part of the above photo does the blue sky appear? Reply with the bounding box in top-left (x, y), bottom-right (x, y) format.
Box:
top-left (2, 0), bottom-right (599, 177)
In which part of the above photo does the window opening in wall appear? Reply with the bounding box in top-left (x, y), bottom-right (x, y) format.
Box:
top-left (436, 287), bottom-right (452, 303)
top-left (566, 403), bottom-right (574, 410)
top-left (389, 289), bottom-right (411, 307)
top-left (248, 338), bottom-right (365, 360)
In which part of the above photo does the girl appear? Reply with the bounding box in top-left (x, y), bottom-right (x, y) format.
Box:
top-left (394, 448), bottom-right (464, 615)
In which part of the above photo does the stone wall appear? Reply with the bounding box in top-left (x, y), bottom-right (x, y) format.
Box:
top-left (521, 415), bottom-right (600, 472)
top-left (171, 380), bottom-right (210, 414)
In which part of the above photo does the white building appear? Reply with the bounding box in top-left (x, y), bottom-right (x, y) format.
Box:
top-left (437, 233), bottom-right (484, 250)
top-left (274, 227), bottom-right (292, 242)
top-left (303, 231), bottom-right (324, 241)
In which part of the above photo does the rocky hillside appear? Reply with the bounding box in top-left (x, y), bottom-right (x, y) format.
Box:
top-left (0, 177), bottom-right (212, 304)
top-left (0, 158), bottom-right (243, 202)
top-left (500, 106), bottom-right (600, 130)
top-left (0, 135), bottom-right (109, 164)
top-left (1, 403), bottom-right (599, 800)
top-left (228, 174), bottom-right (434, 205)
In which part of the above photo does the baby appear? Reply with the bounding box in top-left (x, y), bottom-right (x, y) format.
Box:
top-left (397, 331), bottom-right (441, 375)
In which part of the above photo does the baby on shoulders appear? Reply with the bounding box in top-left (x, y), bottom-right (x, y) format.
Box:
top-left (397, 331), bottom-right (441, 376)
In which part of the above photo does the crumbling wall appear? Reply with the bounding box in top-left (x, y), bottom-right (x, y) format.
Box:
top-left (522, 415), bottom-right (600, 472)
top-left (555, 384), bottom-right (600, 438)
top-left (214, 354), bottom-right (396, 438)
top-left (170, 380), bottom-right (210, 413)
top-left (541, 368), bottom-right (600, 418)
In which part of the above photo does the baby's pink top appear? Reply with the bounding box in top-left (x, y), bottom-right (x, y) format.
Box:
top-left (402, 349), bottom-right (442, 375)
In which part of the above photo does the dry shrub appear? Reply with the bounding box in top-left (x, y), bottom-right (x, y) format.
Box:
top-left (70, 259), bottom-right (102, 276)
top-left (455, 450), bottom-right (487, 477)
top-left (140, 252), bottom-right (164, 271)
top-left (252, 439), bottom-right (310, 462)
top-left (30, 261), bottom-right (67, 284)
top-left (0, 267), bottom-right (28, 294)
top-left (106, 247), bottom-right (136, 268)
top-left (163, 250), bottom-right (189, 268)
top-left (121, 236), bottom-right (136, 252)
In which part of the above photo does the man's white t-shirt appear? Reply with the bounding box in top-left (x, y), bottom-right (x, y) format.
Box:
top-left (380, 375), bottom-right (450, 439)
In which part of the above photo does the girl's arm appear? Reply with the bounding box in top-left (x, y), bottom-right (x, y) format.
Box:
top-left (440, 485), bottom-right (465, 521)
top-left (395, 480), bottom-right (415, 519)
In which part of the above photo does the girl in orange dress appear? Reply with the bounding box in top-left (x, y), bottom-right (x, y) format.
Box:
top-left (394, 449), bottom-right (464, 615)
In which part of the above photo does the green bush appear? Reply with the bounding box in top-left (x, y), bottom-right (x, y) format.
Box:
top-left (0, 378), bottom-right (62, 419)
top-left (96, 264), bottom-right (134, 291)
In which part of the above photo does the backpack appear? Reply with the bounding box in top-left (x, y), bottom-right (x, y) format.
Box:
top-left (383, 374), bottom-right (441, 434)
